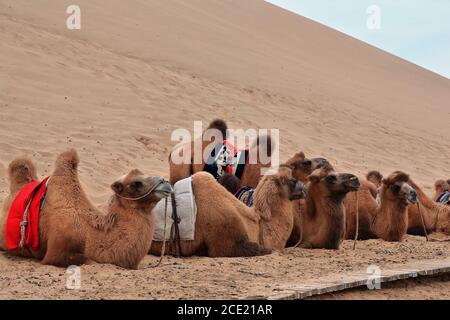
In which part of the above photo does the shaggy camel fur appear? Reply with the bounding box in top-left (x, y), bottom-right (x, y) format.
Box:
top-left (366, 170), bottom-right (383, 198)
top-left (345, 172), bottom-right (418, 242)
top-left (298, 164), bottom-right (360, 249)
top-left (0, 149), bottom-right (172, 269)
top-left (407, 178), bottom-right (450, 236)
top-left (150, 167), bottom-right (307, 257)
top-left (434, 179), bottom-right (450, 201)
top-left (284, 152), bottom-right (330, 247)
top-left (169, 119), bottom-right (273, 188)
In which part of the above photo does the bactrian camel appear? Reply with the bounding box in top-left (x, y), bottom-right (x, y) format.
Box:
top-left (169, 119), bottom-right (273, 188)
top-left (150, 166), bottom-right (307, 257)
top-left (297, 164), bottom-right (360, 249)
top-left (0, 149), bottom-right (172, 269)
top-left (345, 171), bottom-right (418, 242)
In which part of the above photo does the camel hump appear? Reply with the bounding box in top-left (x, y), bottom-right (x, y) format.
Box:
top-left (207, 119), bottom-right (228, 139)
top-left (251, 133), bottom-right (275, 157)
top-left (53, 149), bottom-right (80, 176)
top-left (8, 158), bottom-right (38, 188)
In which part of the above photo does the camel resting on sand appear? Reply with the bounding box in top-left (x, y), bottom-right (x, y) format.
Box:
top-left (345, 171), bottom-right (418, 242)
top-left (0, 149), bottom-right (172, 269)
top-left (296, 164), bottom-right (360, 249)
top-left (169, 119), bottom-right (274, 188)
top-left (150, 166), bottom-right (307, 257)
top-left (407, 178), bottom-right (450, 236)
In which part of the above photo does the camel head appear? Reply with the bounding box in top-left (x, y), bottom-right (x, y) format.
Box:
top-left (381, 171), bottom-right (418, 206)
top-left (111, 169), bottom-right (173, 210)
top-left (277, 166), bottom-right (308, 201)
top-left (285, 152), bottom-right (331, 183)
top-left (254, 167), bottom-right (307, 221)
top-left (308, 164), bottom-right (360, 199)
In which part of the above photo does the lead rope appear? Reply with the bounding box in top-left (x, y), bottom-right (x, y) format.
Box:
top-left (353, 191), bottom-right (359, 250)
top-left (417, 202), bottom-right (429, 242)
top-left (294, 201), bottom-right (303, 248)
top-left (148, 196), bottom-right (168, 268)
top-left (170, 192), bottom-right (181, 258)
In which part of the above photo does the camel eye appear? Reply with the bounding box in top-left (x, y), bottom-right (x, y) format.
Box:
top-left (391, 184), bottom-right (401, 193)
top-left (326, 175), bottom-right (337, 184)
top-left (130, 180), bottom-right (144, 191)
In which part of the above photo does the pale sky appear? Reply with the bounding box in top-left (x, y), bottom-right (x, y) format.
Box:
top-left (267, 0), bottom-right (450, 79)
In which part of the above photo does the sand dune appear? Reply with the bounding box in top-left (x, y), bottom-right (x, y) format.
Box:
top-left (1, 0), bottom-right (448, 202)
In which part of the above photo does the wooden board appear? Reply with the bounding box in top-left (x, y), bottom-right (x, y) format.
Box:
top-left (263, 258), bottom-right (450, 300)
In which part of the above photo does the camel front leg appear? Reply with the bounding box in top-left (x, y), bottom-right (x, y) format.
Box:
top-left (41, 233), bottom-right (86, 267)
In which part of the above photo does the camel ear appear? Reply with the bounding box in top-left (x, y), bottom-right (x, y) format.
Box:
top-left (297, 151), bottom-right (305, 160)
top-left (382, 178), bottom-right (389, 186)
top-left (111, 181), bottom-right (124, 194)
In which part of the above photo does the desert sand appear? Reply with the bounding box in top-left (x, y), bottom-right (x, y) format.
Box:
top-left (0, 0), bottom-right (449, 299)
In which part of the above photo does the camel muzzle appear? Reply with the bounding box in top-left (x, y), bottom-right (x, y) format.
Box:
top-left (154, 180), bottom-right (174, 198)
top-left (344, 175), bottom-right (360, 191)
top-left (406, 189), bottom-right (418, 204)
top-left (290, 181), bottom-right (307, 200)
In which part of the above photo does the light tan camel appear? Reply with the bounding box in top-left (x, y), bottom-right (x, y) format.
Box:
top-left (433, 179), bottom-right (450, 201)
top-left (345, 171), bottom-right (418, 242)
top-left (407, 178), bottom-right (450, 236)
top-left (150, 167), bottom-right (307, 257)
top-left (298, 164), bottom-right (360, 249)
top-left (169, 119), bottom-right (273, 188)
top-left (0, 149), bottom-right (172, 269)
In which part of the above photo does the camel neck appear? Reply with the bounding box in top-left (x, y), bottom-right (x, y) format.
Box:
top-left (372, 194), bottom-right (408, 241)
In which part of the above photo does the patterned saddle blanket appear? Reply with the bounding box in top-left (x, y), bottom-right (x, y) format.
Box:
top-left (203, 141), bottom-right (247, 180)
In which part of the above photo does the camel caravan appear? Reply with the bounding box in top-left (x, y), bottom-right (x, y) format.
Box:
top-left (0, 119), bottom-right (449, 270)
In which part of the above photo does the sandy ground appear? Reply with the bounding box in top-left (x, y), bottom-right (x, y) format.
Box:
top-left (0, 236), bottom-right (448, 299)
top-left (308, 274), bottom-right (450, 300)
top-left (0, 1), bottom-right (449, 299)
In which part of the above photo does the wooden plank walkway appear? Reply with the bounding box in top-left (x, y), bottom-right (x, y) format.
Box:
top-left (263, 258), bottom-right (450, 300)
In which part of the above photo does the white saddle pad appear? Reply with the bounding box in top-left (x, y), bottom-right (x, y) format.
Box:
top-left (153, 177), bottom-right (197, 241)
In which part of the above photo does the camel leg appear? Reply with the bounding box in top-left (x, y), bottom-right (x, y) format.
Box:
top-left (207, 234), bottom-right (268, 257)
top-left (299, 242), bottom-right (313, 249)
top-left (41, 233), bottom-right (85, 267)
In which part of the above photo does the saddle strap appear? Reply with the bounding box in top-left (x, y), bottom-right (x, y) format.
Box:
top-left (170, 192), bottom-right (182, 258)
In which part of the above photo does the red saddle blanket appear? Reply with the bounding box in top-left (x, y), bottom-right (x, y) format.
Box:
top-left (6, 177), bottom-right (49, 251)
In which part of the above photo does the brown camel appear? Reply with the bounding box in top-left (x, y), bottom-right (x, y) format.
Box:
top-left (407, 178), bottom-right (450, 236)
top-left (0, 149), bottom-right (172, 269)
top-left (284, 152), bottom-right (330, 247)
top-left (345, 171), bottom-right (418, 242)
top-left (297, 164), bottom-right (360, 249)
top-left (169, 119), bottom-right (273, 188)
top-left (150, 167), bottom-right (307, 257)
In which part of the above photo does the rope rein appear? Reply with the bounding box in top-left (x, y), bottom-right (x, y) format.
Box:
top-left (115, 182), bottom-right (163, 201)
top-left (417, 202), bottom-right (429, 242)
top-left (353, 191), bottom-right (359, 250)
